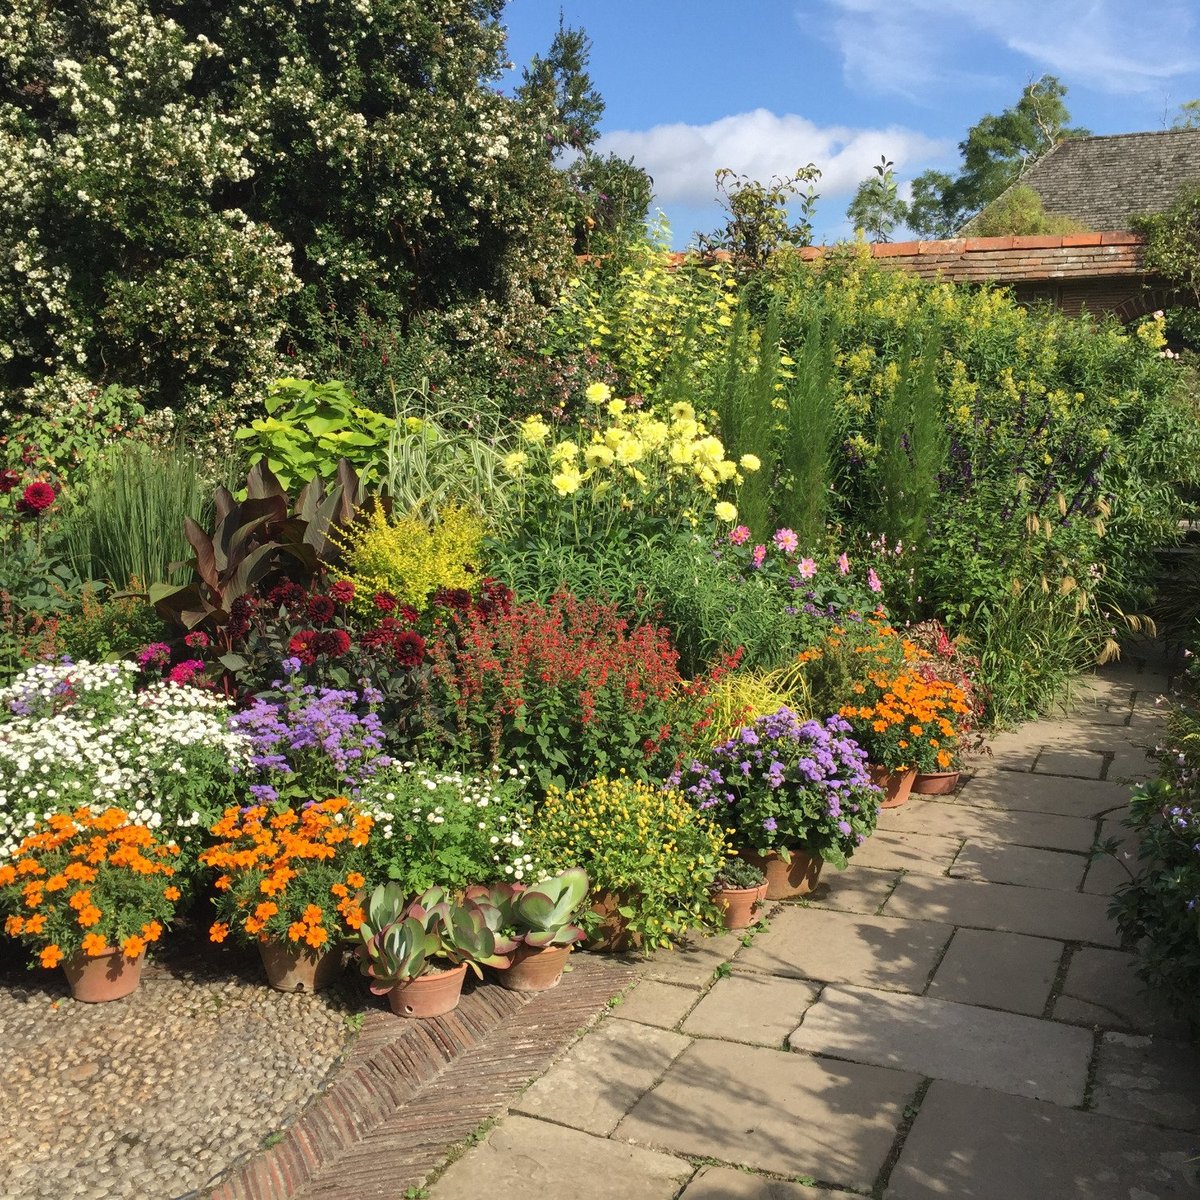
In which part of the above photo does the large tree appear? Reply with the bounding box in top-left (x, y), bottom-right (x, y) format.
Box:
top-left (0, 1), bottom-right (578, 419)
top-left (517, 17), bottom-right (651, 256)
top-left (908, 75), bottom-right (1089, 238)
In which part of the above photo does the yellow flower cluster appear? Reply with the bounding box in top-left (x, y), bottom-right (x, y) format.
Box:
top-left (331, 500), bottom-right (484, 610)
top-left (508, 398), bottom-right (757, 525)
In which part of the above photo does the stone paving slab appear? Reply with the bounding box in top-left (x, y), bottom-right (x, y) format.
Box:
top-left (681, 1165), bottom-right (859, 1199)
top-left (846, 830), bottom-right (964, 875)
top-left (877, 798), bottom-right (1097, 851)
top-left (882, 874), bottom-right (1120, 945)
top-left (682, 973), bottom-right (822, 1047)
top-left (737, 907), bottom-right (952, 993)
top-left (638, 931), bottom-right (750, 990)
top-left (1091, 1032), bottom-right (1200, 1131)
top-left (1034, 747), bottom-right (1108, 778)
top-left (428, 1116), bottom-right (692, 1200)
top-left (616, 1039), bottom-right (920, 1191)
top-left (608, 981), bottom-right (697, 1030)
top-left (1108, 746), bottom-right (1158, 784)
top-left (926, 928), bottom-right (1062, 1016)
top-left (948, 840), bottom-right (1087, 891)
top-left (887, 1079), bottom-right (1200, 1199)
top-left (512, 1019), bottom-right (691, 1136)
top-left (954, 771), bottom-right (1131, 819)
top-left (1052, 947), bottom-right (1190, 1036)
top-left (788, 985), bottom-right (1091, 1106)
top-left (803, 866), bottom-right (899, 914)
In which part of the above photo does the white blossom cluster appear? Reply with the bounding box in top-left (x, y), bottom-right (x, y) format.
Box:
top-left (0, 660), bottom-right (250, 858)
top-left (0, 0), bottom-right (574, 424)
top-left (362, 762), bottom-right (540, 882)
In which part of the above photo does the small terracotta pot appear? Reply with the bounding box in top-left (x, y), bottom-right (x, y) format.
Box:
top-left (258, 941), bottom-right (344, 993)
top-left (387, 963), bottom-right (468, 1018)
top-left (738, 848), bottom-right (823, 900)
top-left (496, 943), bottom-right (573, 992)
top-left (869, 764), bottom-right (918, 809)
top-left (912, 770), bottom-right (960, 796)
top-left (712, 882), bottom-right (769, 929)
top-left (587, 891), bottom-right (640, 953)
top-left (62, 947), bottom-right (144, 1003)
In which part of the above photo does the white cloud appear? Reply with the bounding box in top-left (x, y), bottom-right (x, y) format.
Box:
top-left (598, 108), bottom-right (947, 208)
top-left (823, 0), bottom-right (1200, 97)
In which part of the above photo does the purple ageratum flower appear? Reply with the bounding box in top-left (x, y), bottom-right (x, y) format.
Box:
top-left (281, 656), bottom-right (303, 677)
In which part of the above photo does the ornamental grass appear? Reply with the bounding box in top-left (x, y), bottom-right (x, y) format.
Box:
top-left (0, 806), bottom-right (180, 968)
top-left (201, 797), bottom-right (373, 953)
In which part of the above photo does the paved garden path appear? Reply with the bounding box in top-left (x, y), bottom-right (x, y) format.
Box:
top-left (422, 653), bottom-right (1200, 1199)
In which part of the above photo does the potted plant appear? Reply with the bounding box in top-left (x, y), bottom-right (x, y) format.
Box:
top-left (838, 667), bottom-right (970, 808)
top-left (466, 868), bottom-right (589, 991)
top-left (675, 708), bottom-right (881, 899)
top-left (906, 621), bottom-right (988, 793)
top-left (711, 858), bottom-right (768, 929)
top-left (0, 806), bottom-right (181, 1002)
top-left (529, 776), bottom-right (730, 951)
top-left (200, 796), bottom-right (375, 992)
top-left (356, 883), bottom-right (507, 1017)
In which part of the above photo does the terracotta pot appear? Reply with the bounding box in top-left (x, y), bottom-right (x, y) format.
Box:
top-left (258, 941), bottom-right (344, 993)
top-left (738, 848), bottom-right (823, 899)
top-left (587, 891), bottom-right (640, 953)
top-left (912, 770), bottom-right (960, 796)
top-left (62, 946), bottom-right (144, 1003)
top-left (712, 882), bottom-right (769, 929)
top-left (387, 962), bottom-right (468, 1018)
top-left (869, 764), bottom-right (918, 809)
top-left (496, 943), bottom-right (573, 992)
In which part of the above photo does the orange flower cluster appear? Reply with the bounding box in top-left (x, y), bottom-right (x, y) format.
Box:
top-left (840, 668), bottom-right (971, 773)
top-left (200, 797), bottom-right (373, 950)
top-left (0, 807), bottom-right (180, 967)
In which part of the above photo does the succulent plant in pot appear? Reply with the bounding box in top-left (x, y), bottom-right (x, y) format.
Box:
top-left (466, 868), bottom-right (589, 992)
top-left (711, 858), bottom-right (768, 931)
top-left (356, 883), bottom-right (506, 1018)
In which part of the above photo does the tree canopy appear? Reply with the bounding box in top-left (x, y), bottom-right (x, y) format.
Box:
top-left (908, 76), bottom-right (1089, 238)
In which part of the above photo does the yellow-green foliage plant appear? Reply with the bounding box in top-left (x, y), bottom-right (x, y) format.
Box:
top-left (701, 668), bottom-right (800, 748)
top-left (531, 775), bottom-right (732, 950)
top-left (549, 221), bottom-right (740, 400)
top-left (333, 501), bottom-right (485, 611)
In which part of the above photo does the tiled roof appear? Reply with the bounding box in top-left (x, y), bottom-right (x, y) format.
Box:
top-left (986, 128), bottom-right (1200, 230)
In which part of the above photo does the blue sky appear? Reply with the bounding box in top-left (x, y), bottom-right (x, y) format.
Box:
top-left (502, 0), bottom-right (1200, 246)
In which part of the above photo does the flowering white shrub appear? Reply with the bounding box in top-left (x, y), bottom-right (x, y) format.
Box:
top-left (0, 0), bottom-right (575, 423)
top-left (0, 661), bottom-right (249, 859)
top-left (360, 763), bottom-right (539, 893)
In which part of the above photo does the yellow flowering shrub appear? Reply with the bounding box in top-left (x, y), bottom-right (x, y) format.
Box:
top-left (332, 500), bottom-right (485, 610)
top-left (531, 775), bottom-right (732, 950)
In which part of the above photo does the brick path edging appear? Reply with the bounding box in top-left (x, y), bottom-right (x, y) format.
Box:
top-left (205, 955), bottom-right (637, 1200)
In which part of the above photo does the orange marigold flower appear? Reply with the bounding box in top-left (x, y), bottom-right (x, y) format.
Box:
top-left (302, 903), bottom-right (324, 925)
top-left (253, 901), bottom-right (278, 922)
top-left (214, 875), bottom-right (232, 891)
top-left (305, 925), bottom-right (328, 948)
top-left (44, 873), bottom-right (68, 892)
top-left (0, 864), bottom-right (16, 887)
top-left (287, 921), bottom-right (307, 942)
top-left (81, 932), bottom-right (108, 957)
top-left (244, 917), bottom-right (264, 935)
top-left (39, 944), bottom-right (63, 969)
top-left (330, 883), bottom-right (349, 899)
top-left (68, 889), bottom-right (92, 911)
top-left (76, 905), bottom-right (102, 928)
top-left (209, 922), bottom-right (230, 944)
top-left (24, 889), bottom-right (43, 909)
top-left (24, 913), bottom-right (46, 935)
top-left (163, 886), bottom-right (181, 902)
top-left (141, 921), bottom-right (162, 943)
top-left (4, 915), bottom-right (24, 936)
top-left (121, 935), bottom-right (146, 959)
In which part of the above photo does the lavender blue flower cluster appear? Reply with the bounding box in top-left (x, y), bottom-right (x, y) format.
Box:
top-left (672, 708), bottom-right (880, 867)
top-left (232, 679), bottom-right (391, 804)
